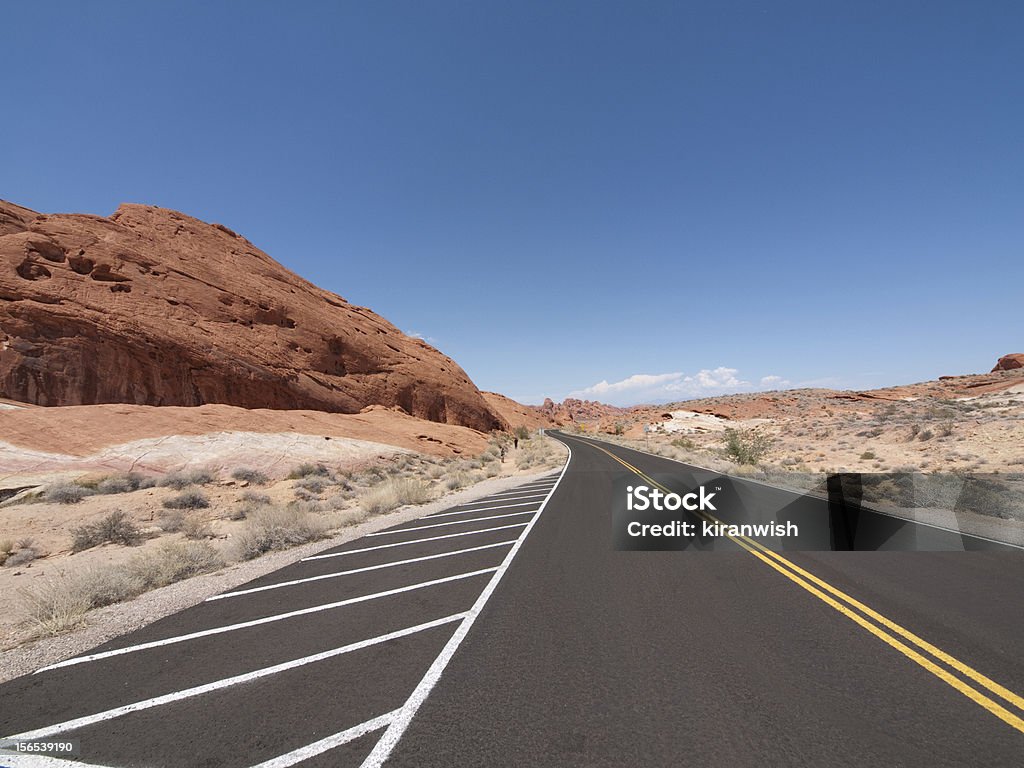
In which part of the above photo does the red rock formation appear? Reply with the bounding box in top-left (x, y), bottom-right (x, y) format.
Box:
top-left (992, 354), bottom-right (1024, 372)
top-left (0, 200), bottom-right (505, 432)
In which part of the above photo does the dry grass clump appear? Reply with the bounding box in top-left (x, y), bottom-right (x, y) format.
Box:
top-left (231, 467), bottom-right (269, 485)
top-left (360, 477), bottom-right (436, 514)
top-left (233, 505), bottom-right (330, 560)
top-left (1, 538), bottom-right (38, 567)
top-left (44, 481), bottom-right (93, 504)
top-left (159, 469), bottom-right (215, 490)
top-left (70, 511), bottom-right (144, 552)
top-left (445, 471), bottom-right (472, 490)
top-left (96, 472), bottom-right (157, 495)
top-left (162, 490), bottom-right (210, 510)
top-left (18, 541), bottom-right (224, 637)
top-left (181, 515), bottom-right (214, 540)
top-left (287, 462), bottom-right (330, 479)
top-left (515, 435), bottom-right (559, 469)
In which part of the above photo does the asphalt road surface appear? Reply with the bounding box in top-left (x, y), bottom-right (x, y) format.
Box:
top-left (2, 431), bottom-right (1022, 767)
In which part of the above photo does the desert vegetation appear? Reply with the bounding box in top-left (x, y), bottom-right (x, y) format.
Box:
top-left (4, 428), bottom-right (565, 644)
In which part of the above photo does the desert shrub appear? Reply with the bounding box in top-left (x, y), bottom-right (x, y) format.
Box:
top-left (671, 437), bottom-right (696, 450)
top-left (860, 451), bottom-right (876, 460)
top-left (445, 471), bottom-right (471, 490)
top-left (938, 421), bottom-right (955, 437)
top-left (159, 469), bottom-right (215, 490)
top-left (231, 467), bottom-right (269, 485)
top-left (241, 491), bottom-right (272, 505)
top-left (4, 547), bottom-right (38, 567)
top-left (96, 473), bottom-right (156, 495)
top-left (485, 463), bottom-right (500, 478)
top-left (17, 576), bottom-right (93, 636)
top-left (360, 477), bottom-right (436, 514)
top-left (18, 542), bottom-right (224, 637)
top-left (287, 462), bottom-right (329, 479)
top-left (232, 505), bottom-right (330, 560)
top-left (44, 481), bottom-right (92, 504)
top-left (70, 511), bottom-right (143, 552)
top-left (723, 428), bottom-right (773, 465)
top-left (162, 490), bottom-right (210, 510)
top-left (158, 510), bottom-right (186, 532)
top-left (127, 540), bottom-right (224, 588)
top-left (181, 515), bottom-right (213, 540)
top-left (514, 425), bottom-right (531, 441)
top-left (426, 465), bottom-right (445, 479)
top-left (294, 476), bottom-right (330, 494)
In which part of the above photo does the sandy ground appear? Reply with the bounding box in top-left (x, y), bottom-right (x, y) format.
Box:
top-left (0, 402), bottom-right (490, 471)
top-left (0, 443), bottom-right (567, 684)
top-left (615, 378), bottom-right (1024, 474)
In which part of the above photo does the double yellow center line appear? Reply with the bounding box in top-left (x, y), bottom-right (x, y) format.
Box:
top-left (582, 436), bottom-right (1024, 734)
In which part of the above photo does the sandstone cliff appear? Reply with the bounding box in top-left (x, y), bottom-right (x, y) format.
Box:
top-left (0, 200), bottom-right (504, 432)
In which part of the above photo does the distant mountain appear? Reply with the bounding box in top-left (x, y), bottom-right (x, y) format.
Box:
top-left (0, 199), bottom-right (504, 432)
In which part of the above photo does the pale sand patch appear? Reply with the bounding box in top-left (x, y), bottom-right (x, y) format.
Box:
top-left (0, 431), bottom-right (407, 479)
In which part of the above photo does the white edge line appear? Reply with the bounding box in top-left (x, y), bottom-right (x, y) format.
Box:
top-left (12, 614), bottom-right (467, 741)
top-left (359, 443), bottom-right (572, 767)
top-left (36, 569), bottom-right (497, 674)
top-left (210, 540), bottom-right (517, 600)
top-left (248, 709), bottom-right (399, 768)
top-left (301, 523), bottom-right (529, 562)
top-left (484, 483), bottom-right (557, 497)
top-left (424, 499), bottom-right (546, 518)
top-left (431, 491), bottom-right (551, 509)
top-left (365, 510), bottom-right (536, 536)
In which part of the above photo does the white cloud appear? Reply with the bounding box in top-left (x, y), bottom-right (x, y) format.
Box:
top-left (567, 367), bottom-right (801, 406)
top-left (759, 375), bottom-right (791, 388)
top-left (406, 330), bottom-right (438, 344)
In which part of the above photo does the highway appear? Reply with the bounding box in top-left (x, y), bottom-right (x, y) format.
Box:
top-left (2, 431), bottom-right (1023, 767)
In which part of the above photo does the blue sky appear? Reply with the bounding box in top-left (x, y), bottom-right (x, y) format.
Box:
top-left (3, 2), bottom-right (1022, 406)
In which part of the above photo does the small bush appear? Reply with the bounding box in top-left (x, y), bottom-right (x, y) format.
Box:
top-left (860, 451), bottom-right (876, 460)
top-left (18, 541), bottom-right (224, 637)
top-left (294, 476), bottom-right (330, 494)
top-left (723, 428), bottom-right (773, 465)
top-left (162, 490), bottom-right (210, 510)
top-left (128, 540), bottom-right (223, 587)
top-left (233, 505), bottom-right (330, 560)
top-left (4, 548), bottom-right (38, 567)
top-left (514, 426), bottom-right (531, 441)
top-left (360, 477), bottom-right (436, 514)
top-left (96, 473), bottom-right (156, 495)
top-left (159, 469), bottom-right (215, 490)
top-left (158, 510), bottom-right (186, 532)
top-left (44, 481), bottom-right (92, 504)
top-left (287, 463), bottom-right (329, 480)
top-left (917, 429), bottom-right (934, 441)
top-left (241, 491), bottom-right (272, 505)
top-left (231, 467), bottom-right (269, 485)
top-left (181, 515), bottom-right (213, 540)
top-left (0, 539), bottom-right (13, 554)
top-left (671, 437), bottom-right (696, 450)
top-left (70, 511), bottom-right (143, 552)
top-left (445, 471), bottom-right (471, 491)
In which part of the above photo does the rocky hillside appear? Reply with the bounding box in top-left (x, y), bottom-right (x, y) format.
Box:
top-left (0, 200), bottom-right (504, 432)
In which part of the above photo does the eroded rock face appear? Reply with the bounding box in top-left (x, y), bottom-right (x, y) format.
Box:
top-left (992, 354), bottom-right (1024, 372)
top-left (0, 200), bottom-right (505, 432)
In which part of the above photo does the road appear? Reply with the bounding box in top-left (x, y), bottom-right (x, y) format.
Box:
top-left (2, 431), bottom-right (1023, 767)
